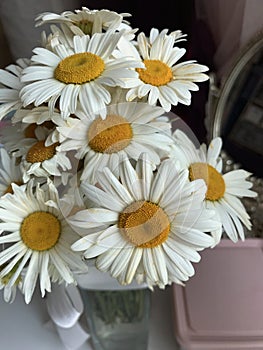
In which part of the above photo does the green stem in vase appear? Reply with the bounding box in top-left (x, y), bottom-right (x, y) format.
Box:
top-left (91, 289), bottom-right (148, 326)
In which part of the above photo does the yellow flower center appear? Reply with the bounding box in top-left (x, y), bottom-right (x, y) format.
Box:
top-left (88, 114), bottom-right (133, 154)
top-left (77, 20), bottom-right (93, 35)
top-left (118, 201), bottom-right (170, 248)
top-left (54, 52), bottom-right (105, 84)
top-left (4, 181), bottom-right (23, 194)
top-left (26, 141), bottom-right (59, 163)
top-left (20, 211), bottom-right (61, 251)
top-left (189, 162), bottom-right (226, 201)
top-left (136, 59), bottom-right (173, 86)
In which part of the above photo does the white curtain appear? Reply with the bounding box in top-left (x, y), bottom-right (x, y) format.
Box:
top-left (0, 0), bottom-right (80, 60)
top-left (195, 0), bottom-right (263, 78)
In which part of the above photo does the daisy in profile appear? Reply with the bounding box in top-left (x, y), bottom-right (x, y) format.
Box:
top-left (19, 136), bottom-right (72, 184)
top-left (121, 28), bottom-right (209, 111)
top-left (0, 179), bottom-right (88, 304)
top-left (143, 28), bottom-right (187, 46)
top-left (36, 7), bottom-right (137, 57)
top-left (20, 30), bottom-right (143, 119)
top-left (12, 105), bottom-right (59, 125)
top-left (12, 106), bottom-right (61, 146)
top-left (57, 102), bottom-right (173, 184)
top-left (1, 116), bottom-right (70, 183)
top-left (170, 130), bottom-right (257, 244)
top-left (0, 58), bottom-right (30, 121)
top-left (69, 154), bottom-right (219, 288)
top-left (0, 147), bottom-right (24, 196)
top-left (0, 263), bottom-right (23, 303)
top-left (0, 120), bottom-right (54, 158)
top-left (35, 7), bottom-right (131, 36)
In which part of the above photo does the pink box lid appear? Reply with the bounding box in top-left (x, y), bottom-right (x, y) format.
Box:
top-left (172, 239), bottom-right (263, 349)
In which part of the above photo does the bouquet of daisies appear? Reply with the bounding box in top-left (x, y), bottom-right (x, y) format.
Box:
top-left (0, 7), bottom-right (257, 304)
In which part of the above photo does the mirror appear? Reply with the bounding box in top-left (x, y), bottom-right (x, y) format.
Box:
top-left (207, 30), bottom-right (263, 237)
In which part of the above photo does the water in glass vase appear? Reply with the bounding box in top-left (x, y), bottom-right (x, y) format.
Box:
top-left (79, 288), bottom-right (151, 350)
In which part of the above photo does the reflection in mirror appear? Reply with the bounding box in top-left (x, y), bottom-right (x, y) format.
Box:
top-left (207, 30), bottom-right (263, 238)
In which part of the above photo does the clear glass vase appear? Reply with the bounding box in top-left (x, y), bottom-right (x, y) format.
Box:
top-left (79, 287), bottom-right (151, 350)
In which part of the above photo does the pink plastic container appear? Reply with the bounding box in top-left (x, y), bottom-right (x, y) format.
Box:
top-left (172, 239), bottom-right (263, 349)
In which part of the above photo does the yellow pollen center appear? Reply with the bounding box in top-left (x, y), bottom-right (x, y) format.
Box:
top-left (26, 141), bottom-right (59, 163)
top-left (189, 162), bottom-right (226, 201)
top-left (4, 181), bottom-right (23, 194)
top-left (54, 52), bottom-right (105, 84)
top-left (118, 201), bottom-right (170, 248)
top-left (20, 211), bottom-right (61, 251)
top-left (88, 114), bottom-right (133, 154)
top-left (136, 59), bottom-right (173, 86)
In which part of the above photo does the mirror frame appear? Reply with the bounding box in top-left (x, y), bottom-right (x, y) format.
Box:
top-left (207, 30), bottom-right (263, 141)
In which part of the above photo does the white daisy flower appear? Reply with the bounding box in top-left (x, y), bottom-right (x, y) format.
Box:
top-left (57, 102), bottom-right (173, 184)
top-left (20, 137), bottom-right (72, 184)
top-left (0, 180), bottom-right (88, 304)
top-left (0, 147), bottom-right (24, 196)
top-left (12, 105), bottom-right (58, 125)
top-left (40, 17), bottom-right (137, 59)
top-left (0, 120), bottom-right (37, 158)
top-left (37, 20), bottom-right (78, 58)
top-left (0, 118), bottom-right (71, 183)
top-left (12, 106), bottom-right (62, 146)
top-left (0, 262), bottom-right (22, 303)
top-left (69, 154), bottom-right (218, 288)
top-left (35, 7), bottom-right (131, 36)
top-left (0, 58), bottom-right (30, 121)
top-left (20, 30), bottom-right (143, 119)
top-left (147, 28), bottom-right (187, 46)
top-left (170, 130), bottom-right (257, 244)
top-left (120, 28), bottom-right (209, 111)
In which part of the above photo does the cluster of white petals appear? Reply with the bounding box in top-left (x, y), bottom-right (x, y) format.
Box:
top-left (0, 6), bottom-right (257, 304)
